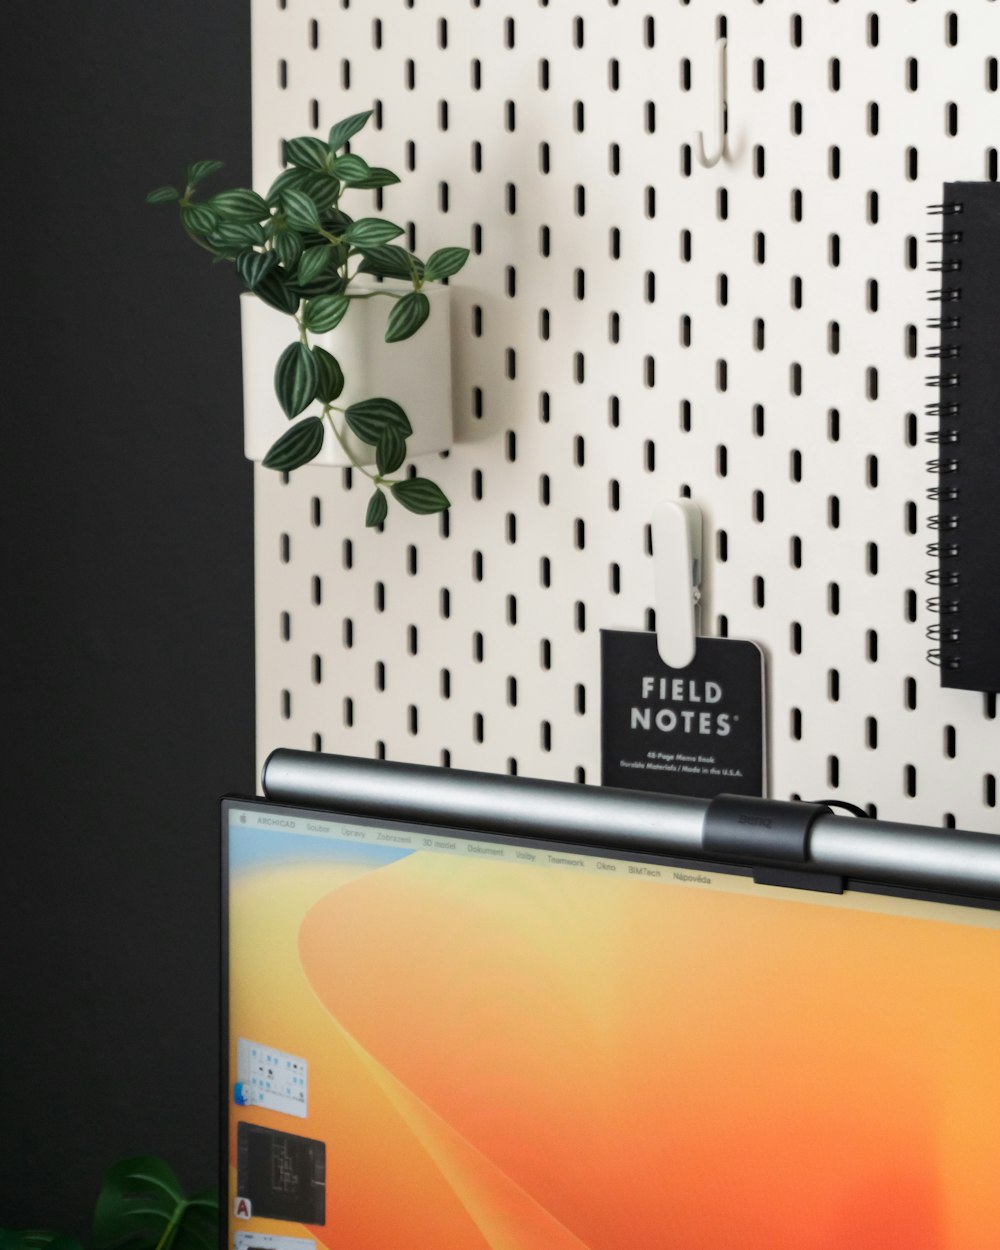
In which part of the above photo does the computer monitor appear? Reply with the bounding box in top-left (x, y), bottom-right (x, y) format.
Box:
top-left (223, 753), bottom-right (1000, 1249)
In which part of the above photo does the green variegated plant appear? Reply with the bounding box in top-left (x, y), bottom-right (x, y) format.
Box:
top-left (148, 110), bottom-right (468, 526)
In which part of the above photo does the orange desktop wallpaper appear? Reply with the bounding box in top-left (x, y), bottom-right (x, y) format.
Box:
top-left (228, 822), bottom-right (1000, 1249)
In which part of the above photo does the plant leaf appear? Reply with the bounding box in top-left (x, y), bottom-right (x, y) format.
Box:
top-left (92, 1159), bottom-right (218, 1250)
top-left (267, 168), bottom-right (341, 211)
top-left (275, 342), bottom-right (319, 418)
top-left (313, 347), bottom-right (345, 402)
top-left (296, 246), bottom-right (334, 285)
top-left (180, 203), bottom-right (218, 235)
top-left (344, 398), bottom-right (412, 445)
top-left (145, 186), bottom-right (179, 204)
top-left (209, 220), bottom-right (267, 248)
top-left (235, 249), bottom-right (278, 290)
top-left (354, 244), bottom-right (423, 281)
top-left (322, 207), bottom-right (354, 235)
top-left (283, 136), bottom-right (333, 172)
top-left (288, 271), bottom-right (347, 301)
top-left (281, 188), bottom-right (323, 232)
top-left (262, 417), bottom-right (326, 471)
top-left (391, 477), bottom-right (450, 515)
top-left (0, 1232), bottom-right (84, 1250)
top-left (349, 167), bottom-right (401, 189)
top-left (170, 1199), bottom-right (217, 1250)
top-left (185, 160), bottom-right (224, 185)
top-left (385, 291), bottom-right (430, 343)
top-left (254, 270), bottom-right (299, 315)
top-left (365, 488), bottom-right (388, 528)
top-left (303, 294), bottom-right (349, 333)
top-left (91, 1156), bottom-right (184, 1248)
top-left (209, 189), bottom-right (268, 222)
top-left (273, 228), bottom-right (303, 269)
top-left (376, 425), bottom-right (407, 475)
top-left (331, 154), bottom-right (371, 185)
top-left (328, 109), bottom-right (374, 152)
top-left (424, 246), bottom-right (471, 281)
top-left (344, 218), bottom-right (405, 247)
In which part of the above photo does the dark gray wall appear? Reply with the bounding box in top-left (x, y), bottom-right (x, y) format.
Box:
top-left (0, 2), bottom-right (253, 1230)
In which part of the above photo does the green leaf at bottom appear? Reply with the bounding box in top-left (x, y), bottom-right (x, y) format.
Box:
top-left (92, 1156), bottom-right (217, 1250)
top-left (92, 1156), bottom-right (183, 1248)
top-left (390, 477), bottom-right (450, 515)
top-left (262, 417), bottom-right (325, 471)
top-left (0, 1232), bottom-right (84, 1250)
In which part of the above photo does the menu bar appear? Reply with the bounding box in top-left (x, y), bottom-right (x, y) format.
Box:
top-left (228, 806), bottom-right (716, 887)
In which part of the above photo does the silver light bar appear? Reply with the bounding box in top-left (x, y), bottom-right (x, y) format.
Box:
top-left (261, 749), bottom-right (1000, 900)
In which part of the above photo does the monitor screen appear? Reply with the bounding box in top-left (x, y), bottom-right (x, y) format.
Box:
top-left (223, 796), bottom-right (1000, 1250)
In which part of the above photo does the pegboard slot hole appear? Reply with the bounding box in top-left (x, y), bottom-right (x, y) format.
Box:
top-left (905, 765), bottom-right (917, 799)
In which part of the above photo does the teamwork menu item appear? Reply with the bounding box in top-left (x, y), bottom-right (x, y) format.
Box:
top-left (226, 803), bottom-right (1000, 1250)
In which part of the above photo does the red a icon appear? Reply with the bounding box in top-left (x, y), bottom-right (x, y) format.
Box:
top-left (234, 1197), bottom-right (252, 1220)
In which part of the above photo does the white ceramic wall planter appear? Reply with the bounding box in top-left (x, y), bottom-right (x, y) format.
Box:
top-left (241, 278), bottom-right (453, 468)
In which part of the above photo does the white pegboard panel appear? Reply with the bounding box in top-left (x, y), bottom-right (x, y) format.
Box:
top-left (250, 0), bottom-right (1000, 832)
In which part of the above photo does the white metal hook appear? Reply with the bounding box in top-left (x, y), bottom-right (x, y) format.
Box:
top-left (696, 37), bottom-right (728, 168)
top-left (652, 500), bottom-right (703, 669)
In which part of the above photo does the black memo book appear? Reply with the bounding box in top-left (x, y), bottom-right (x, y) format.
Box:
top-left (929, 182), bottom-right (1000, 690)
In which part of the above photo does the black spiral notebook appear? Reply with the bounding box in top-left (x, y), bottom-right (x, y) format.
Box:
top-left (928, 182), bottom-right (1000, 692)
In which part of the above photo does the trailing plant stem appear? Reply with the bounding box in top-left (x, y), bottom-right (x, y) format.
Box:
top-left (323, 407), bottom-right (392, 485)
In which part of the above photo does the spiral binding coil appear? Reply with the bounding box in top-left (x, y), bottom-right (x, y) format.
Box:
top-left (926, 201), bottom-right (963, 670)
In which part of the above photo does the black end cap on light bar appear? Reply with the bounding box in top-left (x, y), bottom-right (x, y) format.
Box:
top-left (704, 795), bottom-right (837, 890)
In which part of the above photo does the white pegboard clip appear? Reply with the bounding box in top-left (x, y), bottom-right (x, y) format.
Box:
top-left (652, 501), bottom-right (703, 670)
top-left (696, 37), bottom-right (728, 168)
